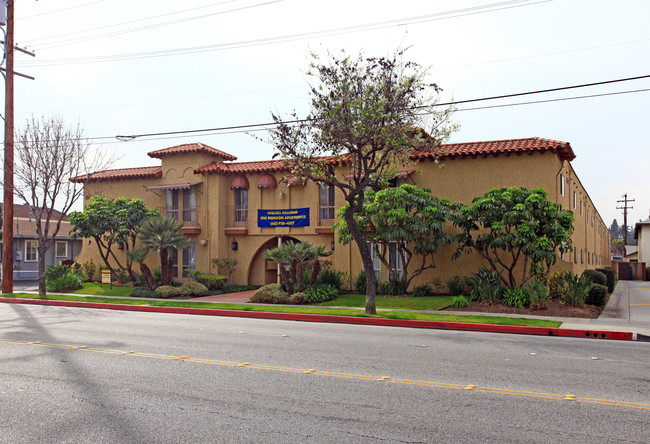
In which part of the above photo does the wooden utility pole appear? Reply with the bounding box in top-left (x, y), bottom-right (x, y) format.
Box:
top-left (2, 0), bottom-right (14, 293)
top-left (616, 193), bottom-right (635, 246)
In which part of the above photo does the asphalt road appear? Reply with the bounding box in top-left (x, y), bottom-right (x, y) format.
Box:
top-left (1, 303), bottom-right (648, 443)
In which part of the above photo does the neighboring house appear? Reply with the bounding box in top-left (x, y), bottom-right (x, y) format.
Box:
top-left (624, 245), bottom-right (639, 262)
top-left (634, 217), bottom-right (650, 264)
top-left (72, 138), bottom-right (610, 289)
top-left (0, 204), bottom-right (82, 280)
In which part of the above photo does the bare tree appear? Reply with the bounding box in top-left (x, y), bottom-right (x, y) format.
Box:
top-left (12, 115), bottom-right (114, 296)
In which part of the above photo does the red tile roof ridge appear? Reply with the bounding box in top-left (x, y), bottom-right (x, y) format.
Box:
top-left (70, 165), bottom-right (162, 182)
top-left (147, 142), bottom-right (237, 161)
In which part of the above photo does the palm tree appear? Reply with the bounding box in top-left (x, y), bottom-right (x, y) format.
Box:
top-left (263, 242), bottom-right (294, 292)
top-left (127, 247), bottom-right (157, 290)
top-left (138, 217), bottom-right (189, 285)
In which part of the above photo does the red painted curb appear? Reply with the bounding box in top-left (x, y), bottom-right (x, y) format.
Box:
top-left (0, 298), bottom-right (637, 340)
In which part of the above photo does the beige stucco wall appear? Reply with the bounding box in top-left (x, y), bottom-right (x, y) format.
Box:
top-left (75, 149), bottom-right (611, 289)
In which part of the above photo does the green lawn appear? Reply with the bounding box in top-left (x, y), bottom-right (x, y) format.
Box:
top-left (73, 283), bottom-right (135, 297)
top-left (2, 292), bottom-right (561, 328)
top-left (318, 293), bottom-right (454, 311)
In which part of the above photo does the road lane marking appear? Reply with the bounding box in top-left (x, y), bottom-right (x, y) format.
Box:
top-left (2, 337), bottom-right (648, 411)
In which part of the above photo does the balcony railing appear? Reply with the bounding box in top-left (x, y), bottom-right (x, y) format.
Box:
top-left (318, 206), bottom-right (335, 226)
top-left (161, 207), bottom-right (199, 224)
top-left (226, 205), bottom-right (248, 227)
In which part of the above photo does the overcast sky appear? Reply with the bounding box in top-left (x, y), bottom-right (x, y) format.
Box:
top-left (8, 0), bottom-right (650, 227)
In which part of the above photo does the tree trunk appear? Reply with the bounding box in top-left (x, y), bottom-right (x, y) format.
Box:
top-left (309, 260), bottom-right (320, 286)
top-left (344, 207), bottom-right (376, 314)
top-left (140, 263), bottom-right (156, 290)
top-left (160, 248), bottom-right (170, 286)
top-left (279, 266), bottom-right (291, 293)
top-left (38, 252), bottom-right (47, 297)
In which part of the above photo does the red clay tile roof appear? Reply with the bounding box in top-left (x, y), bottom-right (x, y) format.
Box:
top-left (412, 137), bottom-right (575, 162)
top-left (73, 138), bottom-right (575, 182)
top-left (195, 159), bottom-right (292, 175)
top-left (70, 166), bottom-right (162, 183)
top-left (148, 143), bottom-right (237, 161)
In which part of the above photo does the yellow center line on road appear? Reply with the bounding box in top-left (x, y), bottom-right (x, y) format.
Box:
top-left (630, 303), bottom-right (650, 306)
top-left (2, 337), bottom-right (649, 411)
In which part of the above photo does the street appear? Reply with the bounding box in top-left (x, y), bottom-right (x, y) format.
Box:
top-left (1, 303), bottom-right (648, 443)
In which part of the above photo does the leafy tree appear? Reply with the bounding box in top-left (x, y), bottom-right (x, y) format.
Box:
top-left (609, 219), bottom-right (621, 239)
top-left (336, 184), bottom-right (454, 290)
top-left (138, 216), bottom-right (190, 286)
top-left (69, 196), bottom-right (158, 280)
top-left (12, 115), bottom-right (113, 296)
top-left (269, 50), bottom-right (456, 314)
top-left (454, 186), bottom-right (574, 287)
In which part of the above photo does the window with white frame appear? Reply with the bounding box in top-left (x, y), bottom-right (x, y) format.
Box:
top-left (369, 243), bottom-right (381, 282)
top-left (55, 241), bottom-right (68, 258)
top-left (388, 242), bottom-right (404, 281)
top-left (182, 242), bottom-right (196, 276)
top-left (166, 189), bottom-right (179, 220)
top-left (319, 185), bottom-right (335, 221)
top-left (25, 240), bottom-right (38, 262)
top-left (560, 174), bottom-right (565, 196)
top-left (234, 188), bottom-right (248, 222)
top-left (182, 188), bottom-right (197, 222)
top-left (580, 201), bottom-right (583, 216)
top-left (573, 191), bottom-right (577, 209)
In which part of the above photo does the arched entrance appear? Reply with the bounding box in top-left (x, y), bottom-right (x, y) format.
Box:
top-left (247, 236), bottom-right (300, 285)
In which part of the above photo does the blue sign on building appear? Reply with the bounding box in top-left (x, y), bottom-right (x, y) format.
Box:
top-left (258, 208), bottom-right (310, 227)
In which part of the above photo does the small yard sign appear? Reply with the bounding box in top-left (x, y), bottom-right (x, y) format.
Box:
top-left (101, 269), bottom-right (111, 285)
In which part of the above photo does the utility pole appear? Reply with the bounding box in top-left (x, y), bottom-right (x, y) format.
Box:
top-left (2, 0), bottom-right (14, 293)
top-left (616, 193), bottom-right (635, 246)
top-left (1, 0), bottom-right (34, 293)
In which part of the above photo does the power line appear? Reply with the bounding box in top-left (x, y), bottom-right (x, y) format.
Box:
top-left (28, 1), bottom-right (283, 51)
top-left (6, 74), bottom-right (648, 146)
top-left (18, 0), bottom-right (550, 67)
top-left (111, 74), bottom-right (650, 142)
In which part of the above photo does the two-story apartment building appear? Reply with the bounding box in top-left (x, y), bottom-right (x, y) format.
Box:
top-left (72, 138), bottom-right (610, 288)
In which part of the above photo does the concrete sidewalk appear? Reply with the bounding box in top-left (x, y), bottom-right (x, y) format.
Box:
top-left (559, 280), bottom-right (650, 337)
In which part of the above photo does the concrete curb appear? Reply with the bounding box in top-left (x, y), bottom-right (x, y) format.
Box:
top-left (1, 297), bottom-right (641, 341)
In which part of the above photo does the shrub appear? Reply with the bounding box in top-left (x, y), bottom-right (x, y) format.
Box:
top-left (181, 281), bottom-right (209, 297)
top-left (250, 284), bottom-right (289, 304)
top-left (378, 280), bottom-right (405, 296)
top-left (548, 271), bottom-right (567, 300)
top-left (47, 272), bottom-right (84, 293)
top-left (596, 267), bottom-right (616, 293)
top-left (586, 283), bottom-right (608, 307)
top-left (289, 292), bottom-right (307, 304)
top-left (305, 284), bottom-right (338, 303)
top-left (45, 264), bottom-right (70, 282)
top-left (354, 270), bottom-right (366, 294)
top-left (211, 257), bottom-right (237, 282)
top-left (524, 278), bottom-right (550, 310)
top-left (447, 275), bottom-right (472, 296)
top-left (316, 268), bottom-right (345, 291)
top-left (562, 272), bottom-right (593, 307)
top-left (130, 287), bottom-right (156, 298)
top-left (83, 260), bottom-right (97, 282)
top-left (582, 269), bottom-right (607, 286)
top-left (70, 261), bottom-right (83, 277)
top-left (503, 287), bottom-right (529, 308)
top-left (195, 272), bottom-right (227, 291)
top-left (411, 283), bottom-right (433, 297)
top-left (155, 285), bottom-right (186, 298)
top-left (450, 295), bottom-right (469, 308)
top-left (468, 267), bottom-right (503, 303)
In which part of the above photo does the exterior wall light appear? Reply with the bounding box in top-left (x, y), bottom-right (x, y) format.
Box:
top-left (331, 240), bottom-right (335, 251)
top-left (279, 191), bottom-right (284, 199)
top-left (231, 239), bottom-right (238, 251)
